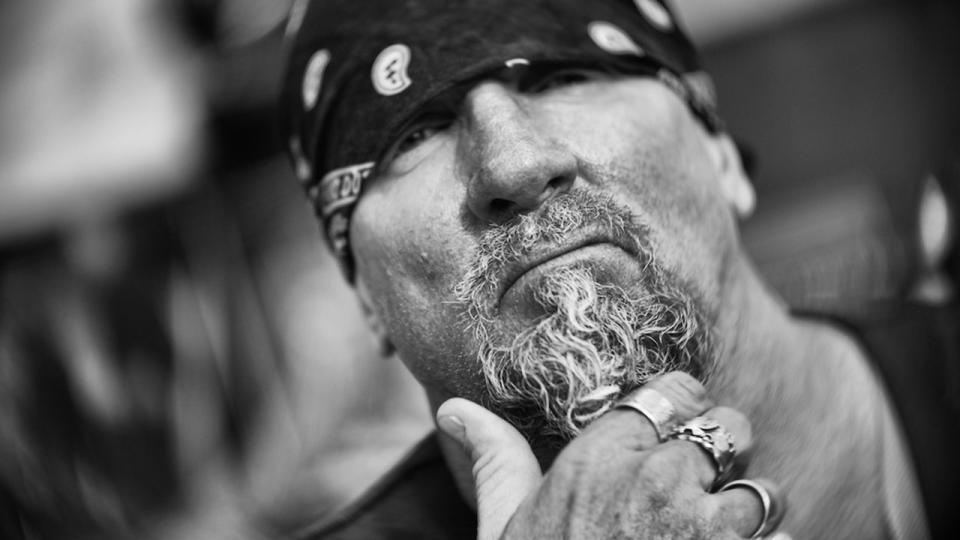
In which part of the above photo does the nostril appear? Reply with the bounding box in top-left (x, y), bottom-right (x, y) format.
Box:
top-left (546, 175), bottom-right (570, 192)
top-left (489, 198), bottom-right (514, 216)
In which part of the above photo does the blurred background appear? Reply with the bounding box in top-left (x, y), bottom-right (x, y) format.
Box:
top-left (1, 0), bottom-right (958, 538)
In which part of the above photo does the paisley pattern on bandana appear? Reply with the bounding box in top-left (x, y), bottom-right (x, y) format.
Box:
top-left (371, 44), bottom-right (414, 96)
top-left (588, 21), bottom-right (645, 57)
top-left (302, 49), bottom-right (331, 110)
top-left (635, 0), bottom-right (675, 32)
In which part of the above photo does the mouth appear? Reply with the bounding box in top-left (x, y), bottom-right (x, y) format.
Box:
top-left (496, 229), bottom-right (638, 308)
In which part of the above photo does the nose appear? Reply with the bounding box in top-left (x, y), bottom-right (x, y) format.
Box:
top-left (459, 82), bottom-right (578, 222)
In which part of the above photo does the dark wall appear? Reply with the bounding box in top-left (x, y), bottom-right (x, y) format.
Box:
top-left (704, 0), bottom-right (960, 206)
top-left (700, 0), bottom-right (960, 309)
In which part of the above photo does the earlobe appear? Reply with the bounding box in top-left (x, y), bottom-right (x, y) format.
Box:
top-left (356, 277), bottom-right (396, 358)
top-left (710, 133), bottom-right (755, 218)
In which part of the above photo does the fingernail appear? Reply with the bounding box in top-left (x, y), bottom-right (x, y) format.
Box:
top-left (768, 533), bottom-right (792, 540)
top-left (437, 415), bottom-right (466, 444)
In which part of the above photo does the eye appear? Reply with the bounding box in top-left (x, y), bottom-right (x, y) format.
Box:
top-left (527, 68), bottom-right (604, 94)
top-left (381, 116), bottom-right (454, 173)
top-left (395, 123), bottom-right (448, 156)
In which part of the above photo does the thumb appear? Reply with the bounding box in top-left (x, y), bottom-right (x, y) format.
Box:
top-left (437, 398), bottom-right (543, 540)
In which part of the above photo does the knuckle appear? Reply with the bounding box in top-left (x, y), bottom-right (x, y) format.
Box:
top-left (655, 371), bottom-right (706, 397)
top-left (637, 446), bottom-right (686, 484)
top-left (641, 446), bottom-right (677, 470)
top-left (549, 446), bottom-right (600, 486)
top-left (471, 450), bottom-right (526, 497)
top-left (470, 449), bottom-right (502, 481)
top-left (564, 430), bottom-right (619, 466)
top-left (643, 372), bottom-right (713, 418)
top-left (694, 495), bottom-right (723, 524)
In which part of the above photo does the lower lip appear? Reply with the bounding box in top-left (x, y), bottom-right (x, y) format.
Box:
top-left (499, 243), bottom-right (634, 311)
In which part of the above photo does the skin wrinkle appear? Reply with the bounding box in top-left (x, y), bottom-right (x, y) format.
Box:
top-left (454, 190), bottom-right (716, 445)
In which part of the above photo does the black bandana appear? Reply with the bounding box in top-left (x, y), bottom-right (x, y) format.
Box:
top-left (280, 0), bottom-right (720, 279)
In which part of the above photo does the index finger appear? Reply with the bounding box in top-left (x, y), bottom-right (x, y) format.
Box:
top-left (582, 371), bottom-right (714, 451)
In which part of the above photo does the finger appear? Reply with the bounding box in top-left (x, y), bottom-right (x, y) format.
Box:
top-left (584, 371), bottom-right (714, 451)
top-left (706, 406), bottom-right (753, 454)
top-left (708, 478), bottom-right (786, 538)
top-left (677, 406), bottom-right (752, 491)
top-left (436, 398), bottom-right (543, 540)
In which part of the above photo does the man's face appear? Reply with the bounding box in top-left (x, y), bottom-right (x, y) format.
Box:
top-left (350, 68), bottom-right (747, 443)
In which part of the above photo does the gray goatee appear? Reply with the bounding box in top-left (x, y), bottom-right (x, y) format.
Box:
top-left (455, 191), bottom-right (715, 445)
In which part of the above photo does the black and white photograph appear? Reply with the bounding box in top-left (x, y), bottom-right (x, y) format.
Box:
top-left (2, 1), bottom-right (958, 538)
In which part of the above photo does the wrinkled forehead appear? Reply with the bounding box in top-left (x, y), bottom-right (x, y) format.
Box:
top-left (281, 0), bottom-right (719, 279)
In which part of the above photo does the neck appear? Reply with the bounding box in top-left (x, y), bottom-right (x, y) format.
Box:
top-left (433, 255), bottom-right (893, 537)
top-left (705, 257), bottom-right (890, 538)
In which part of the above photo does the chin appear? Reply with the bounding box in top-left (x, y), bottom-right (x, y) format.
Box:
top-left (472, 263), bottom-right (716, 444)
top-left (452, 190), bottom-right (717, 443)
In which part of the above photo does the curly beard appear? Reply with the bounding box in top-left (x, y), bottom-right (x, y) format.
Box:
top-left (455, 191), bottom-right (715, 446)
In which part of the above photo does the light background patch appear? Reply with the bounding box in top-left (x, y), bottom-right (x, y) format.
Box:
top-left (684, 71), bottom-right (718, 108)
top-left (636, 0), bottom-right (675, 31)
top-left (587, 21), bottom-right (644, 56)
top-left (302, 49), bottom-right (331, 111)
top-left (371, 44), bottom-right (413, 96)
top-left (289, 136), bottom-right (312, 183)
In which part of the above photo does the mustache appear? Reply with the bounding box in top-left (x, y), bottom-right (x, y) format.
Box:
top-left (454, 190), bottom-right (652, 321)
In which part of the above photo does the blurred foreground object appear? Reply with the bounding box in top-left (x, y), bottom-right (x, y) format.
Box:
top-left (1, 0), bottom-right (431, 538)
top-left (0, 0), bottom-right (214, 537)
top-left (0, 0), bottom-right (203, 241)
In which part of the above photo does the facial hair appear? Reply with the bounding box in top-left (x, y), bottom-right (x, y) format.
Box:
top-left (454, 190), bottom-right (715, 446)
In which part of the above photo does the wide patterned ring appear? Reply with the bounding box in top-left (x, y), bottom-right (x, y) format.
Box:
top-left (669, 416), bottom-right (736, 489)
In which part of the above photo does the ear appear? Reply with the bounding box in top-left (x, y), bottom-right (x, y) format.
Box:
top-left (355, 276), bottom-right (395, 358)
top-left (706, 133), bottom-right (755, 218)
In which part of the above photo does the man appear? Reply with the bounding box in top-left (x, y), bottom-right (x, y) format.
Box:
top-left (280, 1), bottom-right (958, 538)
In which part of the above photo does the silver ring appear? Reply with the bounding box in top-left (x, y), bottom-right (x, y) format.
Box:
top-left (721, 479), bottom-right (780, 539)
top-left (613, 387), bottom-right (678, 441)
top-left (669, 416), bottom-right (736, 489)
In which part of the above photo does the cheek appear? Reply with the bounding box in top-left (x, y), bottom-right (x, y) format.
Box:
top-left (350, 179), bottom-right (486, 392)
top-left (586, 95), bottom-right (736, 298)
top-left (353, 164), bottom-right (468, 292)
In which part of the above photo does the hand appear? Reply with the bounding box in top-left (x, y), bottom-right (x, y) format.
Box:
top-left (436, 372), bottom-right (788, 539)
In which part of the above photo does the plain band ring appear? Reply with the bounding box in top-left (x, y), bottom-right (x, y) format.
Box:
top-left (613, 387), bottom-right (678, 441)
top-left (721, 479), bottom-right (774, 539)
